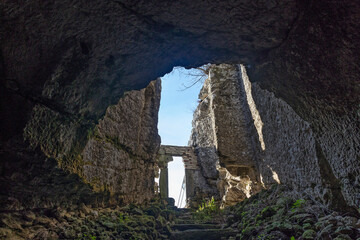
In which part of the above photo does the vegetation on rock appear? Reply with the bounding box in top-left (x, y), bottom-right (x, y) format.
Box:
top-left (0, 197), bottom-right (176, 240)
top-left (192, 197), bottom-right (222, 223)
top-left (223, 185), bottom-right (360, 240)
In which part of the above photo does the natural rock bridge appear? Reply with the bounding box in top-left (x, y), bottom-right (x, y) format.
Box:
top-left (157, 145), bottom-right (198, 203)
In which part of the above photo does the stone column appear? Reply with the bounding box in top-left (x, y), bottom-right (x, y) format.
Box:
top-left (157, 154), bottom-right (173, 199)
top-left (185, 168), bottom-right (195, 200)
top-left (159, 165), bottom-right (169, 199)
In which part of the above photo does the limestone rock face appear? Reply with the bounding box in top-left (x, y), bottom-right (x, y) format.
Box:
top-left (188, 80), bottom-right (220, 204)
top-left (0, 138), bottom-right (110, 212)
top-left (0, 0), bottom-right (298, 146)
top-left (95, 80), bottom-right (161, 161)
top-left (81, 80), bottom-right (161, 204)
top-left (248, 77), bottom-right (322, 190)
top-left (190, 65), bottom-right (263, 206)
top-left (22, 79), bottom-right (161, 205)
top-left (1, 0), bottom-right (359, 212)
top-left (191, 64), bottom-right (358, 210)
top-left (241, 65), bottom-right (358, 212)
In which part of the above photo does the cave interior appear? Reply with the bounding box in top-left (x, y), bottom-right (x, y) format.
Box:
top-left (0, 0), bottom-right (359, 239)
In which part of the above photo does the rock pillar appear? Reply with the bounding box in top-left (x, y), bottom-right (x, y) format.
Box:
top-left (159, 166), bottom-right (169, 199)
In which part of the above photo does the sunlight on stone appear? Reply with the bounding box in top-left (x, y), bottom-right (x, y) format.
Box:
top-left (240, 64), bottom-right (266, 151)
top-left (217, 166), bottom-right (253, 209)
top-left (259, 174), bottom-right (265, 188)
top-left (267, 165), bottom-right (281, 184)
top-left (206, 73), bottom-right (219, 150)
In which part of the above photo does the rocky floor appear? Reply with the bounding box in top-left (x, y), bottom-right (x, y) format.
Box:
top-left (223, 185), bottom-right (360, 240)
top-left (170, 208), bottom-right (237, 240)
top-left (0, 140), bottom-right (173, 239)
top-left (0, 199), bottom-right (176, 239)
top-left (1, 142), bottom-right (359, 240)
top-left (1, 186), bottom-right (360, 239)
top-left (170, 185), bottom-right (360, 240)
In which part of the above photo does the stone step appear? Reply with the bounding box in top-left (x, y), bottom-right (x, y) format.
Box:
top-left (170, 228), bottom-right (238, 240)
top-left (172, 223), bottom-right (222, 231)
top-left (176, 215), bottom-right (193, 220)
top-left (176, 208), bottom-right (193, 214)
top-left (175, 220), bottom-right (223, 225)
top-left (175, 218), bottom-right (223, 225)
top-left (177, 212), bottom-right (192, 216)
top-left (175, 219), bottom-right (196, 224)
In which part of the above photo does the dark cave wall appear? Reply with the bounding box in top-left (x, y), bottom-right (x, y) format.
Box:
top-left (24, 79), bottom-right (161, 204)
top-left (246, 0), bottom-right (360, 210)
top-left (0, 0), bottom-right (299, 143)
top-left (1, 0), bottom-right (359, 208)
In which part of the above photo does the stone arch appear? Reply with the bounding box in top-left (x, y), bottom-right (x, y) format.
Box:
top-left (157, 145), bottom-right (199, 203)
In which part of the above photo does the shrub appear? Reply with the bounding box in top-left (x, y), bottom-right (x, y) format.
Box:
top-left (193, 197), bottom-right (220, 222)
top-left (291, 199), bottom-right (306, 212)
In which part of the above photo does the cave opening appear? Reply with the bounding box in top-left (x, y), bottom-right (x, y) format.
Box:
top-left (168, 157), bottom-right (186, 207)
top-left (157, 66), bottom-right (205, 207)
top-left (156, 63), bottom-right (277, 208)
top-left (1, 1), bottom-right (359, 239)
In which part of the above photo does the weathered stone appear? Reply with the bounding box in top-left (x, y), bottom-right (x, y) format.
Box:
top-left (290, 213), bottom-right (315, 224)
top-left (170, 228), bottom-right (237, 240)
top-left (1, 0), bottom-right (359, 231)
top-left (335, 226), bottom-right (354, 235)
top-left (302, 229), bottom-right (317, 239)
top-left (159, 165), bottom-right (169, 199)
top-left (319, 224), bottom-right (336, 238)
top-left (190, 63), bottom-right (358, 209)
top-left (189, 65), bottom-right (263, 206)
top-left (80, 79), bottom-right (161, 204)
top-left (189, 89), bottom-right (221, 202)
top-left (23, 211), bottom-right (36, 221)
top-left (1, 215), bottom-right (22, 230)
top-left (157, 145), bottom-right (200, 200)
top-left (0, 228), bottom-right (13, 239)
top-left (333, 235), bottom-right (353, 240)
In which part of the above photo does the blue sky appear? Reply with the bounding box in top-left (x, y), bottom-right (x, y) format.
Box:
top-left (158, 67), bottom-right (203, 207)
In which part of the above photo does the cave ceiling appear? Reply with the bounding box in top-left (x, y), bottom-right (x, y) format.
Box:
top-left (1, 0), bottom-right (359, 141)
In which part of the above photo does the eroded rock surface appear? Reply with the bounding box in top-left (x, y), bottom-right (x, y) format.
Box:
top-left (23, 79), bottom-right (161, 205)
top-left (81, 79), bottom-right (161, 204)
top-left (0, 0), bottom-right (299, 144)
top-left (224, 185), bottom-right (360, 240)
top-left (190, 64), bottom-right (359, 210)
top-left (0, 0), bottom-right (359, 224)
top-left (0, 196), bottom-right (175, 240)
top-left (190, 65), bottom-right (262, 206)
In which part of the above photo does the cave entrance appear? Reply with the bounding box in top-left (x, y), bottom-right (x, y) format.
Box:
top-left (157, 66), bottom-right (205, 207)
top-left (157, 63), bottom-right (269, 208)
top-left (168, 157), bottom-right (186, 207)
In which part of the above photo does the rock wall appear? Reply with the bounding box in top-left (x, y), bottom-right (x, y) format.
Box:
top-left (190, 65), bottom-right (262, 207)
top-left (82, 79), bottom-right (161, 204)
top-left (1, 0), bottom-right (299, 144)
top-left (25, 79), bottom-right (161, 204)
top-left (0, 139), bottom-right (110, 212)
top-left (1, 0), bottom-right (359, 213)
top-left (188, 81), bottom-right (221, 205)
top-left (241, 65), bottom-right (358, 212)
top-left (238, 65), bottom-right (322, 189)
top-left (191, 64), bottom-right (358, 211)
